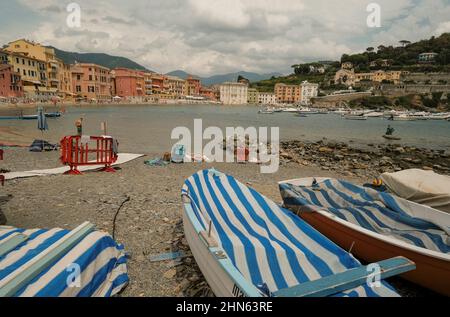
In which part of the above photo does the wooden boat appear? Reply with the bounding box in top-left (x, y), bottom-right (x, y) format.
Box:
top-left (182, 170), bottom-right (414, 297)
top-left (279, 178), bottom-right (450, 296)
top-left (383, 135), bottom-right (402, 141)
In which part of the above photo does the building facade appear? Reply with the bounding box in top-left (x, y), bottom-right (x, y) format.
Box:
top-left (258, 92), bottom-right (277, 105)
top-left (247, 88), bottom-right (259, 104)
top-left (186, 76), bottom-right (201, 96)
top-left (300, 81), bottom-right (319, 105)
top-left (112, 68), bottom-right (145, 99)
top-left (335, 64), bottom-right (402, 87)
top-left (219, 82), bottom-right (248, 105)
top-left (0, 64), bottom-right (23, 98)
top-left (71, 63), bottom-right (112, 101)
top-left (167, 76), bottom-right (187, 99)
top-left (274, 83), bottom-right (301, 104)
top-left (418, 52), bottom-right (438, 63)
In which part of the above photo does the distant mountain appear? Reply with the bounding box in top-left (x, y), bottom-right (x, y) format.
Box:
top-left (51, 47), bottom-right (151, 71)
top-left (166, 70), bottom-right (282, 86)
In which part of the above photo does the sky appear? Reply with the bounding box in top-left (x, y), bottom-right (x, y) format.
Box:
top-left (0, 0), bottom-right (450, 76)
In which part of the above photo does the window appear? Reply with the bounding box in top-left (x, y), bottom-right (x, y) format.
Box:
top-left (77, 75), bottom-right (81, 80)
top-left (16, 58), bottom-right (19, 63)
top-left (22, 59), bottom-right (25, 65)
top-left (76, 85), bottom-right (82, 92)
top-left (89, 75), bottom-right (93, 81)
top-left (23, 70), bottom-right (26, 76)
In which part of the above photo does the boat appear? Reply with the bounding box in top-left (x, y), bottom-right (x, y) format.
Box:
top-left (0, 222), bottom-right (129, 297)
top-left (382, 135), bottom-right (402, 141)
top-left (364, 111), bottom-right (384, 118)
top-left (0, 112), bottom-right (62, 120)
top-left (21, 115), bottom-right (38, 120)
top-left (281, 107), bottom-right (299, 113)
top-left (182, 169), bottom-right (414, 297)
top-left (45, 111), bottom-right (62, 118)
top-left (343, 114), bottom-right (367, 120)
top-left (295, 113), bottom-right (308, 117)
top-left (427, 113), bottom-right (450, 120)
top-left (258, 107), bottom-right (275, 114)
top-left (381, 169), bottom-right (450, 214)
top-left (393, 114), bottom-right (416, 121)
top-left (279, 178), bottom-right (450, 296)
top-left (297, 107), bottom-right (319, 115)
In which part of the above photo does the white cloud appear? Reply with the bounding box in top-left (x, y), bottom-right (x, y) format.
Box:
top-left (3, 0), bottom-right (450, 76)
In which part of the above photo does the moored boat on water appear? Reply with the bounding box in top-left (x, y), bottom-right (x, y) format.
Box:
top-left (258, 107), bottom-right (275, 114)
top-left (343, 114), bottom-right (367, 120)
top-left (182, 169), bottom-right (414, 297)
top-left (279, 178), bottom-right (450, 296)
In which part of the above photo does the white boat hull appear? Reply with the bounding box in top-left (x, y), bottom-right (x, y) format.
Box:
top-left (183, 200), bottom-right (262, 297)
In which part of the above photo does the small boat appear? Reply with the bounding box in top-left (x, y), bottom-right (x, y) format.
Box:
top-left (343, 114), bottom-right (367, 120)
top-left (364, 111), bottom-right (384, 118)
top-left (295, 113), bottom-right (308, 117)
top-left (279, 178), bottom-right (450, 296)
top-left (281, 107), bottom-right (299, 113)
top-left (21, 115), bottom-right (38, 120)
top-left (381, 169), bottom-right (450, 214)
top-left (297, 107), bottom-right (319, 115)
top-left (382, 135), bottom-right (402, 141)
top-left (45, 111), bottom-right (62, 118)
top-left (393, 114), bottom-right (416, 121)
top-left (182, 170), bottom-right (414, 297)
top-left (258, 108), bottom-right (275, 114)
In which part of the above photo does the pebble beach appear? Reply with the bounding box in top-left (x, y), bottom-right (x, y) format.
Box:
top-left (0, 144), bottom-right (445, 297)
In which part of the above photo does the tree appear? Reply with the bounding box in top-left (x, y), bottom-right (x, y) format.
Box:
top-left (367, 47), bottom-right (375, 52)
top-left (399, 40), bottom-right (411, 47)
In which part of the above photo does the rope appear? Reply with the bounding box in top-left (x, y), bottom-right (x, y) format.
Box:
top-left (112, 196), bottom-right (131, 240)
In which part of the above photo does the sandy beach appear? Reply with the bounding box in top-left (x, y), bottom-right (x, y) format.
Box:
top-left (0, 146), bottom-right (442, 297)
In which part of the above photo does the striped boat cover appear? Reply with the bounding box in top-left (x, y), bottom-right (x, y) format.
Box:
top-left (0, 226), bottom-right (128, 297)
top-left (183, 170), bottom-right (399, 297)
top-left (280, 179), bottom-right (450, 254)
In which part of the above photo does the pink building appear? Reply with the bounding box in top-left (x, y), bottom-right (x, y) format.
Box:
top-left (0, 64), bottom-right (23, 98)
top-left (71, 63), bottom-right (112, 101)
top-left (111, 68), bottom-right (145, 98)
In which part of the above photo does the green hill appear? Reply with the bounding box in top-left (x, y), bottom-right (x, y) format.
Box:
top-left (341, 33), bottom-right (450, 72)
top-left (50, 47), bottom-right (151, 71)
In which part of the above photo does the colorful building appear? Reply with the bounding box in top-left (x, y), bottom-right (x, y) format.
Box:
top-left (167, 75), bottom-right (187, 99)
top-left (150, 74), bottom-right (170, 99)
top-left (4, 39), bottom-right (72, 99)
top-left (199, 86), bottom-right (217, 101)
top-left (219, 82), bottom-right (248, 105)
top-left (247, 88), bottom-right (259, 104)
top-left (300, 81), bottom-right (319, 105)
top-left (111, 68), bottom-right (145, 99)
top-left (186, 76), bottom-right (201, 96)
top-left (0, 64), bottom-right (23, 98)
top-left (71, 63), bottom-right (112, 101)
top-left (258, 92), bottom-right (277, 105)
top-left (274, 83), bottom-right (301, 104)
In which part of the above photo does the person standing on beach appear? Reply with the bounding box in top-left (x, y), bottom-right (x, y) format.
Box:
top-left (75, 118), bottom-right (83, 136)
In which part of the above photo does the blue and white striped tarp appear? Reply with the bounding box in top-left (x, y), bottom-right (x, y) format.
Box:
top-left (280, 179), bottom-right (450, 254)
top-left (184, 170), bottom-right (399, 297)
top-left (0, 226), bottom-right (129, 297)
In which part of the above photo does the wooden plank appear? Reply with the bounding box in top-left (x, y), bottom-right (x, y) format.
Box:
top-left (274, 257), bottom-right (416, 297)
top-left (0, 222), bottom-right (95, 297)
top-left (0, 233), bottom-right (29, 257)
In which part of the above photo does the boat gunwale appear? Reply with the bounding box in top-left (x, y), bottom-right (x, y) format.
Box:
top-left (279, 178), bottom-right (450, 262)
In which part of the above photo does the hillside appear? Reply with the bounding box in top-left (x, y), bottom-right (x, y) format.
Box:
top-left (51, 47), bottom-right (150, 71)
top-left (341, 33), bottom-right (450, 72)
top-left (166, 70), bottom-right (282, 86)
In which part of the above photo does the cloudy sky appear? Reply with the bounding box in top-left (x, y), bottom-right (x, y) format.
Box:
top-left (1, 0), bottom-right (450, 76)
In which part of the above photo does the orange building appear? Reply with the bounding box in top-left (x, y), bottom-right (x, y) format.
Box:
top-left (0, 64), bottom-right (23, 98)
top-left (111, 68), bottom-right (145, 98)
top-left (150, 74), bottom-right (170, 99)
top-left (71, 63), bottom-right (112, 101)
top-left (186, 76), bottom-right (201, 96)
top-left (274, 83), bottom-right (301, 104)
top-left (199, 86), bottom-right (217, 101)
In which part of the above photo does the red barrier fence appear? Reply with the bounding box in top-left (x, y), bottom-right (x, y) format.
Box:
top-left (60, 136), bottom-right (118, 175)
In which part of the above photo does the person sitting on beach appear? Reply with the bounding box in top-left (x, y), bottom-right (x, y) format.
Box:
top-left (386, 125), bottom-right (395, 136)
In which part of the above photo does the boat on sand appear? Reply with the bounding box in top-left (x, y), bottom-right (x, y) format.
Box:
top-left (182, 169), bottom-right (414, 297)
top-left (383, 135), bottom-right (402, 141)
top-left (279, 178), bottom-right (450, 296)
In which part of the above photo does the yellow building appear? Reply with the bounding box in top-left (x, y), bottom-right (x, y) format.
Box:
top-left (5, 39), bottom-right (72, 98)
top-left (167, 75), bottom-right (187, 99)
top-left (4, 50), bottom-right (50, 98)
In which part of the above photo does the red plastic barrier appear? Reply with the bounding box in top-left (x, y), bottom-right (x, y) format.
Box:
top-left (60, 136), bottom-right (119, 175)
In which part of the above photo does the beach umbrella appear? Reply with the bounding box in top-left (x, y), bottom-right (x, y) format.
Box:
top-left (37, 106), bottom-right (48, 151)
